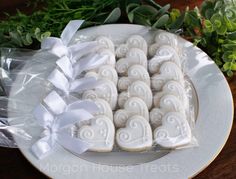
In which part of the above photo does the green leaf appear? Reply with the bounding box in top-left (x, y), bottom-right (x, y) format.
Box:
top-left (25, 33), bottom-right (33, 44)
top-left (204, 19), bottom-right (214, 32)
top-left (133, 13), bottom-right (151, 26)
top-left (227, 70), bottom-right (234, 77)
top-left (223, 62), bottom-right (232, 71)
top-left (143, 0), bottom-right (162, 10)
top-left (170, 9), bottom-right (181, 21)
top-left (126, 3), bottom-right (140, 14)
top-left (167, 12), bottom-right (185, 30)
top-left (152, 14), bottom-right (169, 28)
top-left (104, 8), bottom-right (121, 23)
top-left (155, 4), bottom-right (170, 18)
top-left (227, 31), bottom-right (236, 40)
top-left (9, 31), bottom-right (23, 46)
top-left (134, 5), bottom-right (158, 19)
top-left (40, 31), bottom-right (51, 41)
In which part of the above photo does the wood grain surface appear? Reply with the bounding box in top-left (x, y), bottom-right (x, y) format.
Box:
top-left (0, 0), bottom-right (235, 179)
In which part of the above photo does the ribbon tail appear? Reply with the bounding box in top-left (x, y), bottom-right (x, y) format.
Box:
top-left (67, 100), bottom-right (99, 114)
top-left (57, 109), bottom-right (94, 129)
top-left (33, 104), bottom-right (54, 127)
top-left (56, 56), bottom-right (73, 79)
top-left (31, 136), bottom-right (54, 160)
top-left (74, 53), bottom-right (108, 77)
top-left (57, 133), bottom-right (91, 155)
top-left (48, 69), bottom-right (69, 95)
top-left (43, 91), bottom-right (67, 115)
top-left (60, 20), bottom-right (84, 46)
top-left (70, 41), bottom-right (99, 61)
top-left (69, 76), bottom-right (98, 93)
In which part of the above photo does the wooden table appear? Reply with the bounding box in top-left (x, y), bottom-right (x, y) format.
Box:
top-left (0, 1), bottom-right (235, 178)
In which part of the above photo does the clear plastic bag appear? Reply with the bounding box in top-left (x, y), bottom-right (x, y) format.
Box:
top-left (0, 21), bottom-right (198, 163)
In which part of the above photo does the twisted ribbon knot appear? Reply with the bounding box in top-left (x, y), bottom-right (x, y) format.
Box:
top-left (32, 90), bottom-right (99, 159)
top-left (42, 20), bottom-right (108, 95)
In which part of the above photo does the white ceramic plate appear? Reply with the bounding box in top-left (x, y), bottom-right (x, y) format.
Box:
top-left (8, 24), bottom-right (233, 179)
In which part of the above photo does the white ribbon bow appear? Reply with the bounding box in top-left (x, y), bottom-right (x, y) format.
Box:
top-left (41, 20), bottom-right (107, 95)
top-left (32, 91), bottom-right (98, 159)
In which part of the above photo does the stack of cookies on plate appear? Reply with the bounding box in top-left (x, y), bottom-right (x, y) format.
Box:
top-left (77, 31), bottom-right (192, 152)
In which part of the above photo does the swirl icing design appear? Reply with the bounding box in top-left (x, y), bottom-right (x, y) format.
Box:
top-left (128, 81), bottom-right (153, 109)
top-left (77, 115), bottom-right (115, 152)
top-left (82, 79), bottom-right (118, 110)
top-left (150, 94), bottom-right (185, 128)
top-left (149, 45), bottom-right (181, 74)
top-left (118, 65), bottom-right (150, 91)
top-left (96, 36), bottom-right (115, 53)
top-left (153, 112), bottom-right (191, 148)
top-left (153, 80), bottom-right (188, 108)
top-left (94, 99), bottom-right (113, 120)
top-left (115, 35), bottom-right (148, 58)
top-left (148, 31), bottom-right (179, 57)
top-left (85, 66), bottom-right (118, 85)
top-left (151, 61), bottom-right (184, 91)
top-left (116, 115), bottom-right (152, 151)
top-left (116, 48), bottom-right (147, 75)
top-left (114, 97), bottom-right (149, 128)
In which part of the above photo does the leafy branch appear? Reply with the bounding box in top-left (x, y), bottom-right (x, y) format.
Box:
top-left (1, 0), bottom-right (236, 76)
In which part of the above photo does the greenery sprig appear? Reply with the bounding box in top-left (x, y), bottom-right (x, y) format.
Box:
top-left (1, 0), bottom-right (236, 76)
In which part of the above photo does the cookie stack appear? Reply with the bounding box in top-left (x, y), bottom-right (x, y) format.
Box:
top-left (77, 31), bottom-right (192, 152)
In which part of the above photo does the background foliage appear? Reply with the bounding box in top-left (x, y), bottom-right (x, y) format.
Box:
top-left (1, 0), bottom-right (236, 76)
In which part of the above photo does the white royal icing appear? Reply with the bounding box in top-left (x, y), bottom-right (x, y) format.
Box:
top-left (153, 112), bottom-right (191, 148)
top-left (116, 48), bottom-right (147, 75)
top-left (94, 99), bottom-right (113, 120)
top-left (115, 35), bottom-right (148, 58)
top-left (118, 91), bottom-right (130, 108)
top-left (116, 115), bottom-right (152, 151)
top-left (148, 31), bottom-right (180, 57)
top-left (153, 80), bottom-right (188, 108)
top-left (150, 94), bottom-right (185, 128)
top-left (86, 66), bottom-right (118, 85)
top-left (151, 61), bottom-right (184, 91)
top-left (128, 81), bottom-right (153, 109)
top-left (148, 45), bottom-right (181, 74)
top-left (82, 79), bottom-right (118, 110)
top-left (96, 36), bottom-right (115, 53)
top-left (118, 64), bottom-right (150, 91)
top-left (114, 97), bottom-right (149, 128)
top-left (77, 115), bottom-right (115, 152)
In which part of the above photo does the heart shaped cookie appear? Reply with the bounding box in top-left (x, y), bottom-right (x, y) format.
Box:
top-left (150, 94), bottom-right (185, 128)
top-left (116, 115), bottom-right (152, 151)
top-left (116, 48), bottom-right (147, 75)
top-left (118, 91), bottom-right (130, 108)
top-left (128, 81), bottom-right (153, 109)
top-left (148, 31), bottom-right (179, 57)
top-left (153, 112), bottom-right (191, 148)
top-left (151, 61), bottom-right (184, 91)
top-left (153, 80), bottom-right (188, 108)
top-left (82, 79), bottom-right (118, 110)
top-left (85, 65), bottom-right (118, 85)
top-left (98, 49), bottom-right (116, 67)
top-left (118, 64), bottom-right (150, 91)
top-left (148, 45), bottom-right (181, 74)
top-left (96, 36), bottom-right (115, 53)
top-left (115, 35), bottom-right (147, 58)
top-left (114, 97), bottom-right (149, 127)
top-left (94, 99), bottom-right (113, 120)
top-left (77, 115), bottom-right (115, 152)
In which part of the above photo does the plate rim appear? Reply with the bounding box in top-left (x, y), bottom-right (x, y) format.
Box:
top-left (8, 23), bottom-right (234, 179)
